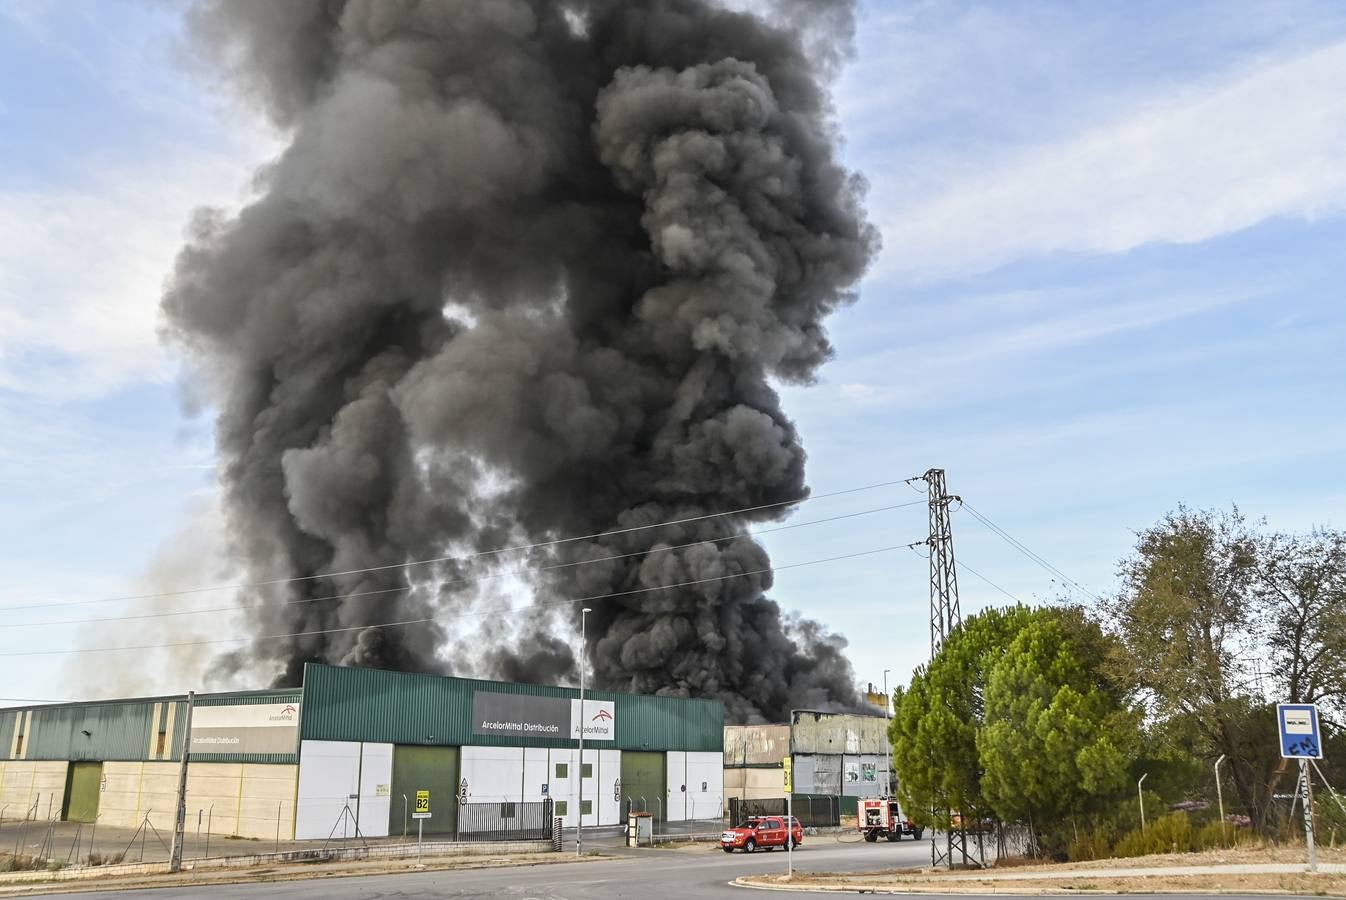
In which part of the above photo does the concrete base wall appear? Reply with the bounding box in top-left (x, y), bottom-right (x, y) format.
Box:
top-left (100, 762), bottom-right (297, 840)
top-left (0, 760), bottom-right (69, 819)
top-left (722, 766), bottom-right (784, 802)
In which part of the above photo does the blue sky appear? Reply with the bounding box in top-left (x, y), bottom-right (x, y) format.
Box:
top-left (1, 0), bottom-right (1344, 707)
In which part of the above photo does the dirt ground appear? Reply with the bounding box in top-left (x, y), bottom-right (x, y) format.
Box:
top-left (0, 851), bottom-right (591, 897)
top-left (743, 843), bottom-right (1346, 895)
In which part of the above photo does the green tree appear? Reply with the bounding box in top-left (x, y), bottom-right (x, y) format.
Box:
top-left (1255, 529), bottom-right (1346, 715)
top-left (890, 605), bottom-right (1066, 831)
top-left (978, 614), bottom-right (1133, 857)
top-left (1102, 509), bottom-right (1346, 829)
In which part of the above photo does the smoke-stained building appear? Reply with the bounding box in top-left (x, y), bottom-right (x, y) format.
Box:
top-left (1, 664), bottom-right (723, 840)
top-left (723, 710), bottom-right (891, 816)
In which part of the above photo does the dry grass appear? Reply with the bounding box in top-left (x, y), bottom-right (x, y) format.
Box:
top-left (742, 843), bottom-right (1346, 895)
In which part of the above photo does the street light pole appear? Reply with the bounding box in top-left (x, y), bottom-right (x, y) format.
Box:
top-left (577, 607), bottom-right (591, 858)
top-left (883, 669), bottom-right (892, 798)
top-left (1138, 773), bottom-right (1149, 831)
top-left (1214, 754), bottom-right (1227, 846)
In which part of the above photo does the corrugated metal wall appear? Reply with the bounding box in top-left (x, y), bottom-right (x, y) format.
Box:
top-left (300, 663), bottom-right (723, 751)
top-left (0, 710), bottom-right (14, 755)
top-left (1, 689), bottom-right (303, 764)
top-left (196, 690), bottom-right (301, 708)
top-left (20, 699), bottom-right (184, 762)
top-left (723, 724), bottom-right (790, 766)
top-left (789, 710), bottom-right (889, 755)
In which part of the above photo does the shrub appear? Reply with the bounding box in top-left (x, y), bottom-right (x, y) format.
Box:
top-left (1114, 812), bottom-right (1194, 857)
top-left (46, 860), bottom-right (66, 872)
top-left (1067, 829), bottom-right (1114, 861)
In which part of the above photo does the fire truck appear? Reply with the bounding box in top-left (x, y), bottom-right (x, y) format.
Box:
top-left (859, 798), bottom-right (924, 842)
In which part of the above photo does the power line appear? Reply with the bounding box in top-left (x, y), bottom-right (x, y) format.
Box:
top-left (958, 501), bottom-right (1101, 602)
top-left (0, 478), bottom-right (915, 614)
top-left (0, 542), bottom-right (923, 659)
top-left (958, 560), bottom-right (1020, 604)
top-left (0, 501), bottom-right (922, 630)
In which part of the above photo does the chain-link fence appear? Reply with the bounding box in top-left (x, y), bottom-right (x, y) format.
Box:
top-left (726, 795), bottom-right (840, 828)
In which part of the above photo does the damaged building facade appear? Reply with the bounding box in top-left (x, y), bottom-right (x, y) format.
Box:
top-left (723, 710), bottom-right (891, 816)
top-left (0, 664), bottom-right (724, 840)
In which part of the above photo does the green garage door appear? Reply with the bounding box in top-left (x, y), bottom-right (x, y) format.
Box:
top-left (389, 746), bottom-right (459, 837)
top-left (621, 751), bottom-right (666, 822)
top-left (63, 762), bottom-right (102, 823)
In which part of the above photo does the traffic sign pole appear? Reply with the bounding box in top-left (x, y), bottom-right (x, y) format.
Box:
top-left (1277, 703), bottom-right (1323, 874)
top-left (1301, 759), bottom-right (1317, 873)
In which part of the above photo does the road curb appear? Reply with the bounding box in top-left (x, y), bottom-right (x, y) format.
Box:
top-left (729, 877), bottom-right (1346, 897)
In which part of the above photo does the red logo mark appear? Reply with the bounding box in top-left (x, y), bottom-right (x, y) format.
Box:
top-left (281, 705), bottom-right (297, 715)
top-left (592, 709), bottom-right (613, 722)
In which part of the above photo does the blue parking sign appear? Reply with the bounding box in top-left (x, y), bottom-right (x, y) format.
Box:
top-left (1277, 703), bottom-right (1322, 759)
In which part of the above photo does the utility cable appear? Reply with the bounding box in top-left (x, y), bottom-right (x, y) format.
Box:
top-left (0, 501), bottom-right (922, 629)
top-left (0, 542), bottom-right (924, 658)
top-left (958, 502), bottom-right (1100, 602)
top-left (957, 560), bottom-right (1020, 604)
top-left (0, 478), bottom-right (916, 614)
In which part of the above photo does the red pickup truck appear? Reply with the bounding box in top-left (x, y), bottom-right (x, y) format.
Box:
top-left (720, 815), bottom-right (804, 853)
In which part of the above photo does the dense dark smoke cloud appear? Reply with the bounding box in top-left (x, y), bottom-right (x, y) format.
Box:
top-left (165, 0), bottom-right (877, 722)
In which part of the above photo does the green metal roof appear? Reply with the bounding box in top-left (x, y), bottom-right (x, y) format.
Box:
top-left (2, 689), bottom-right (302, 764)
top-left (300, 663), bottom-right (724, 752)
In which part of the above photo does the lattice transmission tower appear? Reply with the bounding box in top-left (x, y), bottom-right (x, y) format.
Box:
top-left (924, 468), bottom-right (962, 657)
top-left (919, 468), bottom-right (985, 870)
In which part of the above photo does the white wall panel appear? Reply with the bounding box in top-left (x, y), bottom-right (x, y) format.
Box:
top-left (665, 751), bottom-right (687, 822)
top-left (461, 745), bottom-right (523, 803)
top-left (296, 740), bottom-right (360, 840)
top-left (598, 749), bottom-right (621, 825)
top-left (545, 747), bottom-right (603, 827)
top-left (523, 746), bottom-right (549, 803)
top-left (356, 743), bottom-right (393, 838)
top-left (549, 748), bottom-right (574, 827)
top-left (686, 752), bottom-right (724, 822)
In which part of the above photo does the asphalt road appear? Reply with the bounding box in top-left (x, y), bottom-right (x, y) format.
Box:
top-left (39, 837), bottom-right (1289, 900)
top-left (55, 834), bottom-right (936, 898)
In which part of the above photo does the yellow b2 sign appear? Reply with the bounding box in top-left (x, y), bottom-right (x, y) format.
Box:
top-left (416, 790), bottom-right (430, 814)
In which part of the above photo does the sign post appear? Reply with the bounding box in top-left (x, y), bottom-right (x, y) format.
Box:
top-left (783, 757), bottom-right (793, 879)
top-left (1277, 703), bottom-right (1323, 873)
top-left (413, 790), bottom-right (431, 864)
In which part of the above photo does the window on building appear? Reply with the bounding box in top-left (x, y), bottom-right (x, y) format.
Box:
top-left (500, 802), bottom-right (516, 819)
top-left (14, 734), bottom-right (22, 757)
top-left (555, 763), bottom-right (568, 779)
top-left (581, 800), bottom-right (592, 816)
top-left (581, 762), bottom-right (593, 779)
top-left (555, 801), bottom-right (568, 816)
top-left (155, 719), bottom-right (168, 757)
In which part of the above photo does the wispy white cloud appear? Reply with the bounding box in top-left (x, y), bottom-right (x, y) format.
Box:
top-left (802, 280), bottom-right (1265, 411)
top-left (0, 144), bottom-right (272, 400)
top-left (867, 37), bottom-right (1346, 281)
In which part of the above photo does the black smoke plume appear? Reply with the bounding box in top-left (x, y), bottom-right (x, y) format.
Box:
top-left (164, 0), bottom-right (877, 723)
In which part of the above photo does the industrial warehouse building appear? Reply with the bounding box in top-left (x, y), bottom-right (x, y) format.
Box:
top-left (723, 710), bottom-right (891, 816)
top-left (0, 664), bottom-right (724, 840)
